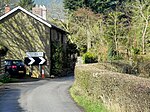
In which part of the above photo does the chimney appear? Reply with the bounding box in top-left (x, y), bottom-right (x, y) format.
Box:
top-left (5, 4), bottom-right (11, 13)
top-left (32, 5), bottom-right (47, 20)
top-left (32, 5), bottom-right (42, 17)
top-left (41, 5), bottom-right (47, 20)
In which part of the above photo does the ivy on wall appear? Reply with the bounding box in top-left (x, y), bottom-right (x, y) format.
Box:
top-left (51, 41), bottom-right (63, 75)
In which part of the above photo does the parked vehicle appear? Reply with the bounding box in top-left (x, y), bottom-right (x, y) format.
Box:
top-left (4, 60), bottom-right (26, 78)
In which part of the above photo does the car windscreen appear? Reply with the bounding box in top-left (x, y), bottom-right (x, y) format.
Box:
top-left (4, 61), bottom-right (11, 65)
top-left (12, 60), bottom-right (23, 65)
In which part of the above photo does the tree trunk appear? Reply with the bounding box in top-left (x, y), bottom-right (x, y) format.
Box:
top-left (142, 20), bottom-right (148, 54)
top-left (87, 30), bottom-right (91, 52)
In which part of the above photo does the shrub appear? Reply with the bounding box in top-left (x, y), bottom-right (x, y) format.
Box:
top-left (82, 52), bottom-right (98, 63)
top-left (0, 73), bottom-right (11, 83)
top-left (0, 46), bottom-right (8, 56)
top-left (79, 45), bottom-right (87, 56)
top-left (132, 47), bottom-right (140, 55)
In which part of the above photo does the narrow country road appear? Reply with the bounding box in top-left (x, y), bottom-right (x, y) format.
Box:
top-left (0, 76), bottom-right (83, 112)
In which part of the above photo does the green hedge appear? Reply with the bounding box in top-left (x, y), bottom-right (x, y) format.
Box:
top-left (82, 52), bottom-right (98, 63)
top-left (74, 64), bottom-right (150, 112)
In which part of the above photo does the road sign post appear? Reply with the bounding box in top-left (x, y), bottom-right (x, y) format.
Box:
top-left (25, 52), bottom-right (46, 78)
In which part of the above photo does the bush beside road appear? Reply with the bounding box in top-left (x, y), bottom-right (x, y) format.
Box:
top-left (0, 82), bottom-right (2, 86)
top-left (71, 64), bottom-right (150, 112)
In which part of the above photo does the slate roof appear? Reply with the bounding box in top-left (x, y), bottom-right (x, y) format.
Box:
top-left (0, 6), bottom-right (67, 33)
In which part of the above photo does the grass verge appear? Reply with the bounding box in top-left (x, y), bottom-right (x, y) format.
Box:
top-left (70, 86), bottom-right (108, 112)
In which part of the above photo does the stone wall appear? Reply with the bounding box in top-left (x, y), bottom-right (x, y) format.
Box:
top-left (0, 56), bottom-right (5, 76)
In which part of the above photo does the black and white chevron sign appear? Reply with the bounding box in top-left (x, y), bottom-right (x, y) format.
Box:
top-left (24, 57), bottom-right (46, 66)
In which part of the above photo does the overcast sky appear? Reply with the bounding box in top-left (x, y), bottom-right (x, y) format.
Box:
top-left (34, 0), bottom-right (62, 6)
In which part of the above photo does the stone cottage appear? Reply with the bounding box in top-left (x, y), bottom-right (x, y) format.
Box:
top-left (0, 6), bottom-right (68, 77)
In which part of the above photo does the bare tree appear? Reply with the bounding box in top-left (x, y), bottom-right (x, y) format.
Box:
top-left (131, 0), bottom-right (150, 55)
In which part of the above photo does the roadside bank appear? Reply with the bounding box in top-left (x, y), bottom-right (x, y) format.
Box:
top-left (71, 64), bottom-right (150, 112)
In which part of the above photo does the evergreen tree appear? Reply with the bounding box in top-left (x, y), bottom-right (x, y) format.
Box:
top-left (18, 0), bottom-right (35, 10)
top-left (63, 0), bottom-right (85, 11)
top-left (63, 0), bottom-right (129, 13)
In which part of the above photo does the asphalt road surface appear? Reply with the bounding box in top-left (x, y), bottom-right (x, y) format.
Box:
top-left (0, 76), bottom-right (83, 112)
